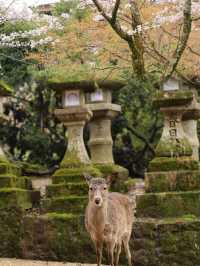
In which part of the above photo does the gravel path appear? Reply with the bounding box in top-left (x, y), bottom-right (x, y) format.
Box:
top-left (0, 259), bottom-right (103, 266)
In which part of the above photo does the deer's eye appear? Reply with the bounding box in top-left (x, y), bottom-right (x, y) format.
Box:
top-left (89, 187), bottom-right (93, 191)
top-left (103, 187), bottom-right (107, 190)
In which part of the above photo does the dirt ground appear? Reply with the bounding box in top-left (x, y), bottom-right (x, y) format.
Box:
top-left (0, 259), bottom-right (104, 266)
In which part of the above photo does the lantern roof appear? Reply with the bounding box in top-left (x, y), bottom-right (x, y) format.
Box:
top-left (48, 79), bottom-right (125, 94)
top-left (0, 80), bottom-right (13, 96)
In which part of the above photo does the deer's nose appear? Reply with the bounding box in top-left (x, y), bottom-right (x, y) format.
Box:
top-left (95, 198), bottom-right (101, 205)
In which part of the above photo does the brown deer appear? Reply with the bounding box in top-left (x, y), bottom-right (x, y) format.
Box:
top-left (84, 174), bottom-right (133, 266)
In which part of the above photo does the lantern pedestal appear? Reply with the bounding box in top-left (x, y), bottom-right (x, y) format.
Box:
top-left (133, 83), bottom-right (200, 265)
top-left (55, 106), bottom-right (92, 167)
top-left (88, 103), bottom-right (121, 164)
top-left (87, 103), bottom-right (129, 188)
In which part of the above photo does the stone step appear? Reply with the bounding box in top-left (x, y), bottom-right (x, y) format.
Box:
top-left (46, 182), bottom-right (88, 197)
top-left (42, 195), bottom-right (88, 214)
top-left (52, 167), bottom-right (101, 184)
top-left (148, 157), bottom-right (199, 172)
top-left (0, 259), bottom-right (107, 266)
top-left (0, 188), bottom-right (32, 210)
top-left (22, 213), bottom-right (95, 262)
top-left (136, 190), bottom-right (200, 219)
top-left (0, 174), bottom-right (31, 189)
top-left (0, 162), bottom-right (21, 176)
top-left (133, 216), bottom-right (200, 266)
top-left (146, 170), bottom-right (200, 193)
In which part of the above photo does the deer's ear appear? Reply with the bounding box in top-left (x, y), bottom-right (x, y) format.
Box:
top-left (83, 173), bottom-right (92, 185)
top-left (106, 175), bottom-right (113, 186)
top-left (106, 173), bottom-right (117, 186)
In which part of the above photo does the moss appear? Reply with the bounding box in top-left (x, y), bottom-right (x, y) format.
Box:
top-left (133, 217), bottom-right (200, 265)
top-left (22, 213), bottom-right (95, 262)
top-left (149, 157), bottom-right (199, 172)
top-left (45, 212), bottom-right (77, 220)
top-left (0, 79), bottom-right (13, 95)
top-left (146, 170), bottom-right (200, 193)
top-left (46, 182), bottom-right (88, 198)
top-left (136, 191), bottom-right (200, 219)
top-left (0, 207), bottom-right (23, 257)
top-left (42, 195), bottom-right (88, 214)
top-left (53, 166), bottom-right (101, 184)
top-left (0, 174), bottom-right (31, 189)
top-left (0, 162), bottom-right (21, 176)
top-left (60, 149), bottom-right (86, 168)
top-left (19, 162), bottom-right (47, 175)
top-left (0, 155), bottom-right (9, 163)
top-left (155, 138), bottom-right (192, 157)
top-left (0, 188), bottom-right (32, 210)
top-left (153, 90), bottom-right (193, 108)
top-left (95, 163), bottom-right (129, 178)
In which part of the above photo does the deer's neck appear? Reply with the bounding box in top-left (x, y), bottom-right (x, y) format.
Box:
top-left (89, 202), bottom-right (108, 232)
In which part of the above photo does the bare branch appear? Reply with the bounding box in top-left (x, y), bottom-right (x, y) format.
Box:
top-left (92, 0), bottom-right (132, 41)
top-left (167, 0), bottom-right (192, 78)
top-left (111, 0), bottom-right (121, 23)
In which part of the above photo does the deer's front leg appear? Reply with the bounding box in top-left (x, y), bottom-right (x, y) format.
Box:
top-left (95, 241), bottom-right (103, 266)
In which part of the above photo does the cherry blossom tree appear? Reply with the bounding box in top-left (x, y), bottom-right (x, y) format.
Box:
top-left (89, 0), bottom-right (200, 81)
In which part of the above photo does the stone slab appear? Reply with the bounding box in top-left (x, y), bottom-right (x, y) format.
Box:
top-left (136, 190), bottom-right (200, 218)
top-left (42, 196), bottom-right (87, 214)
top-left (146, 170), bottom-right (200, 192)
top-left (46, 182), bottom-right (88, 197)
top-left (132, 217), bottom-right (200, 266)
top-left (0, 188), bottom-right (32, 210)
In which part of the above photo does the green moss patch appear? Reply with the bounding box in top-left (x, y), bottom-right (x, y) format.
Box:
top-left (136, 191), bottom-right (200, 219)
top-left (0, 188), bottom-right (32, 210)
top-left (0, 175), bottom-right (31, 189)
top-left (19, 162), bottom-right (48, 175)
top-left (46, 182), bottom-right (88, 198)
top-left (153, 90), bottom-right (193, 108)
top-left (149, 157), bottom-right (199, 172)
top-left (0, 207), bottom-right (23, 257)
top-left (42, 195), bottom-right (87, 214)
top-left (53, 166), bottom-right (101, 184)
top-left (0, 162), bottom-right (21, 176)
top-left (133, 217), bottom-right (200, 266)
top-left (146, 170), bottom-right (200, 193)
top-left (21, 214), bottom-right (95, 262)
top-left (95, 163), bottom-right (129, 178)
top-left (155, 138), bottom-right (192, 157)
top-left (60, 149), bottom-right (87, 168)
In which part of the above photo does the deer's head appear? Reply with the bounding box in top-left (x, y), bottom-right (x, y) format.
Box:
top-left (84, 174), bottom-right (112, 208)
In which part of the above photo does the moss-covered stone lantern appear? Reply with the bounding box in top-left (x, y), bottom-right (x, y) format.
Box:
top-left (86, 81), bottom-right (122, 165)
top-left (152, 77), bottom-right (195, 161)
top-left (132, 79), bottom-right (200, 266)
top-left (50, 82), bottom-right (93, 167)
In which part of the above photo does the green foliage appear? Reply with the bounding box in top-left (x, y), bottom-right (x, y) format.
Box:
top-left (53, 0), bottom-right (90, 21)
top-left (112, 74), bottom-right (162, 177)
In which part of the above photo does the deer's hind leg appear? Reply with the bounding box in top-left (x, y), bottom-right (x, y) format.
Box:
top-left (114, 241), bottom-right (122, 266)
top-left (107, 241), bottom-right (115, 266)
top-left (122, 235), bottom-right (132, 266)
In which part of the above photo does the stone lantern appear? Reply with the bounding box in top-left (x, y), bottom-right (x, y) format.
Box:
top-left (86, 81), bottom-right (122, 165)
top-left (132, 79), bottom-right (200, 266)
top-left (50, 82), bottom-right (93, 167)
top-left (153, 77), bottom-right (195, 159)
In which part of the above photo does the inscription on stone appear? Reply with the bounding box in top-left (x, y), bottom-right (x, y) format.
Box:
top-left (169, 119), bottom-right (178, 138)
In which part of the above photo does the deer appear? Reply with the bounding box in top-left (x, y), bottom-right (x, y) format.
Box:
top-left (84, 174), bottom-right (133, 266)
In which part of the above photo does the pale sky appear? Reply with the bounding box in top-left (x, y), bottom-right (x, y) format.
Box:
top-left (1, 0), bottom-right (59, 8)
